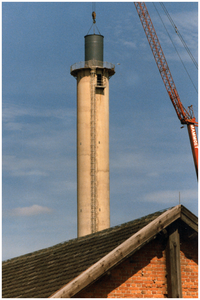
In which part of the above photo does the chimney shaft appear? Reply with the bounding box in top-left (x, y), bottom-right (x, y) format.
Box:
top-left (70, 31), bottom-right (115, 237)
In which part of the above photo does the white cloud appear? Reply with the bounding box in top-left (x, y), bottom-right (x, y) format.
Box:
top-left (172, 11), bottom-right (197, 33)
top-left (122, 40), bottom-right (137, 49)
top-left (143, 189), bottom-right (197, 204)
top-left (155, 9), bottom-right (198, 62)
top-left (2, 103), bottom-right (76, 131)
top-left (51, 180), bottom-right (76, 194)
top-left (110, 151), bottom-right (189, 175)
top-left (2, 155), bottom-right (48, 177)
top-left (3, 154), bottom-right (75, 177)
top-left (9, 205), bottom-right (53, 217)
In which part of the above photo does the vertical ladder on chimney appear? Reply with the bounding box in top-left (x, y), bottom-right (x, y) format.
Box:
top-left (90, 69), bottom-right (97, 233)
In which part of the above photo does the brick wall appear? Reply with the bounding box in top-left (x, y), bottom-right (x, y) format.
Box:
top-left (75, 237), bottom-right (198, 298)
top-left (180, 238), bottom-right (198, 298)
top-left (76, 239), bottom-right (168, 298)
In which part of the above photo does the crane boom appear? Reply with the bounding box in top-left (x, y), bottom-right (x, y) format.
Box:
top-left (134, 2), bottom-right (198, 178)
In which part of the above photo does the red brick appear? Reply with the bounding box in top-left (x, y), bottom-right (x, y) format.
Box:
top-left (75, 238), bottom-right (197, 298)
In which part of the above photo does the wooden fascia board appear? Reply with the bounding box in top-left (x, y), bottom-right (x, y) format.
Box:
top-left (180, 206), bottom-right (198, 232)
top-left (50, 205), bottom-right (182, 298)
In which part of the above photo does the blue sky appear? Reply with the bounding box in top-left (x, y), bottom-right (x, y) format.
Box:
top-left (2, 2), bottom-right (198, 261)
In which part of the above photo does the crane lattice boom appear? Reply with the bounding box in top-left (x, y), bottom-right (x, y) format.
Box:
top-left (134, 2), bottom-right (198, 178)
top-left (134, 2), bottom-right (197, 125)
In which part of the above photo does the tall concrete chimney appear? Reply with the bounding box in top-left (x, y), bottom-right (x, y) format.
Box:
top-left (70, 15), bottom-right (115, 237)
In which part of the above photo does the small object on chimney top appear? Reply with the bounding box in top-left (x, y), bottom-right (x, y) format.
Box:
top-left (92, 11), bottom-right (96, 24)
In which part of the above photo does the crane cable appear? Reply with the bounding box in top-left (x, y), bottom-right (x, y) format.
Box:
top-left (153, 3), bottom-right (198, 95)
top-left (92, 2), bottom-right (96, 14)
top-left (160, 2), bottom-right (198, 70)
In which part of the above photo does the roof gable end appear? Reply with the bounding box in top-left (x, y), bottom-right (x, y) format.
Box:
top-left (51, 204), bottom-right (197, 298)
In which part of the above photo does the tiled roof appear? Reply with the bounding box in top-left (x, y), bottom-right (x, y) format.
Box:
top-left (2, 208), bottom-right (171, 298)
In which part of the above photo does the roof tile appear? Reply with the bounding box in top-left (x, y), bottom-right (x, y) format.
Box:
top-left (2, 208), bottom-right (170, 298)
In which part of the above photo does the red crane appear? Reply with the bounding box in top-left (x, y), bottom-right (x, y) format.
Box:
top-left (134, 2), bottom-right (198, 179)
